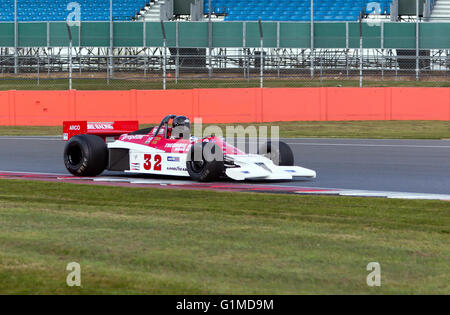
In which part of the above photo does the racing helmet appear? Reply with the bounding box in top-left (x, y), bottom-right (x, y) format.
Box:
top-left (172, 116), bottom-right (191, 139)
top-left (173, 116), bottom-right (191, 130)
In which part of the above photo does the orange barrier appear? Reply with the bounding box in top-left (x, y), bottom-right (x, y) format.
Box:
top-left (0, 87), bottom-right (449, 126)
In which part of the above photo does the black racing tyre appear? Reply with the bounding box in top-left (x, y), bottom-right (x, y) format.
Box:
top-left (186, 142), bottom-right (225, 182)
top-left (259, 141), bottom-right (294, 166)
top-left (64, 135), bottom-right (108, 176)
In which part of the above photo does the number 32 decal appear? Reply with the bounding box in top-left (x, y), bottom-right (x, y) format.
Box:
top-left (144, 154), bottom-right (162, 171)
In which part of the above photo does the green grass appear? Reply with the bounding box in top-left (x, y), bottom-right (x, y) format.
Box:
top-left (0, 78), bottom-right (449, 91)
top-left (0, 126), bottom-right (62, 137)
top-left (1, 121), bottom-right (449, 139)
top-left (206, 120), bottom-right (450, 139)
top-left (0, 179), bottom-right (449, 294)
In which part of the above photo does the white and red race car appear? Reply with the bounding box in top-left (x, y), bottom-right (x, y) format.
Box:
top-left (63, 115), bottom-right (316, 182)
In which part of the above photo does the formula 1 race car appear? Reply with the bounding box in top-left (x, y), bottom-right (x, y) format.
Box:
top-left (62, 115), bottom-right (316, 182)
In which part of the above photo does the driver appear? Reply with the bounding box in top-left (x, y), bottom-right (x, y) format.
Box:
top-left (171, 116), bottom-right (191, 140)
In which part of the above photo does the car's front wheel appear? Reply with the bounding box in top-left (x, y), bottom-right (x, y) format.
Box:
top-left (186, 142), bottom-right (225, 182)
top-left (259, 141), bottom-right (294, 166)
top-left (64, 135), bottom-right (108, 176)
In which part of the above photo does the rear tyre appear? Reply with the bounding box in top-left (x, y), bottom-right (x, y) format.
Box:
top-left (259, 141), bottom-right (294, 166)
top-left (64, 135), bottom-right (108, 176)
top-left (186, 142), bottom-right (225, 182)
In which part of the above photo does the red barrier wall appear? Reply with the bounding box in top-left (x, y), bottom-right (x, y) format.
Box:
top-left (0, 87), bottom-right (449, 126)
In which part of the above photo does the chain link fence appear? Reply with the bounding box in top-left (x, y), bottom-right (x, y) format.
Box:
top-left (1, 47), bottom-right (449, 90)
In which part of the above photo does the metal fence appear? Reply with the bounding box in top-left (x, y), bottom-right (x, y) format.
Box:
top-left (1, 47), bottom-right (449, 90)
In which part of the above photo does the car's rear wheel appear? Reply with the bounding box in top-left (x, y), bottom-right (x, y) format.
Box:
top-left (186, 142), bottom-right (225, 182)
top-left (259, 141), bottom-right (294, 166)
top-left (64, 135), bottom-right (108, 176)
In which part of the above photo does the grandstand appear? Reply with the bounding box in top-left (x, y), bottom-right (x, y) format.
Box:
top-left (0, 0), bottom-right (394, 22)
top-left (0, 0), bottom-right (446, 23)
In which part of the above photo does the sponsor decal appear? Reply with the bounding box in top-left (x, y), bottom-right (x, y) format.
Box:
top-left (69, 125), bottom-right (80, 131)
top-left (121, 135), bottom-right (145, 141)
top-left (87, 123), bottom-right (114, 130)
top-left (148, 136), bottom-right (162, 145)
top-left (167, 166), bottom-right (187, 172)
top-left (165, 143), bottom-right (190, 152)
top-left (131, 162), bottom-right (140, 171)
top-left (63, 133), bottom-right (69, 141)
top-left (167, 156), bottom-right (180, 162)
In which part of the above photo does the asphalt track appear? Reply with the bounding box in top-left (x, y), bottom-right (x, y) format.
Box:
top-left (0, 136), bottom-right (449, 195)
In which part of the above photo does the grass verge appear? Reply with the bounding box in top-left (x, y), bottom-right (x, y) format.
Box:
top-left (1, 121), bottom-right (449, 139)
top-left (0, 126), bottom-right (62, 137)
top-left (0, 179), bottom-right (449, 294)
top-left (0, 78), bottom-right (449, 90)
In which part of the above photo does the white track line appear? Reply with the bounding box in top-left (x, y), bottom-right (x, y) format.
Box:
top-left (233, 140), bottom-right (450, 149)
top-left (297, 189), bottom-right (450, 201)
top-left (236, 142), bottom-right (450, 149)
top-left (284, 143), bottom-right (450, 149)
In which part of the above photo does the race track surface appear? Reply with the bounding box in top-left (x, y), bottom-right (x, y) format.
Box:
top-left (0, 136), bottom-right (449, 195)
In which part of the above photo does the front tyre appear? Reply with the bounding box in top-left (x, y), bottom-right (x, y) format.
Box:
top-left (186, 142), bottom-right (225, 182)
top-left (64, 135), bottom-right (108, 176)
top-left (259, 141), bottom-right (294, 166)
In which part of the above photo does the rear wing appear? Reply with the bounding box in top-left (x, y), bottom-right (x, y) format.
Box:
top-left (63, 121), bottom-right (139, 141)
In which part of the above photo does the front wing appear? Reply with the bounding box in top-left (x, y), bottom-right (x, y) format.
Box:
top-left (225, 155), bottom-right (317, 181)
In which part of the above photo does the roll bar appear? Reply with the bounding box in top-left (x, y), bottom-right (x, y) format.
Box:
top-left (153, 114), bottom-right (177, 139)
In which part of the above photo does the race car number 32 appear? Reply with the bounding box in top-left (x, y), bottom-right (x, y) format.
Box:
top-left (144, 154), bottom-right (162, 171)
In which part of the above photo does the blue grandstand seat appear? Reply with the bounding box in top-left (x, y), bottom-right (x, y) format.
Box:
top-left (0, 0), bottom-right (150, 21)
